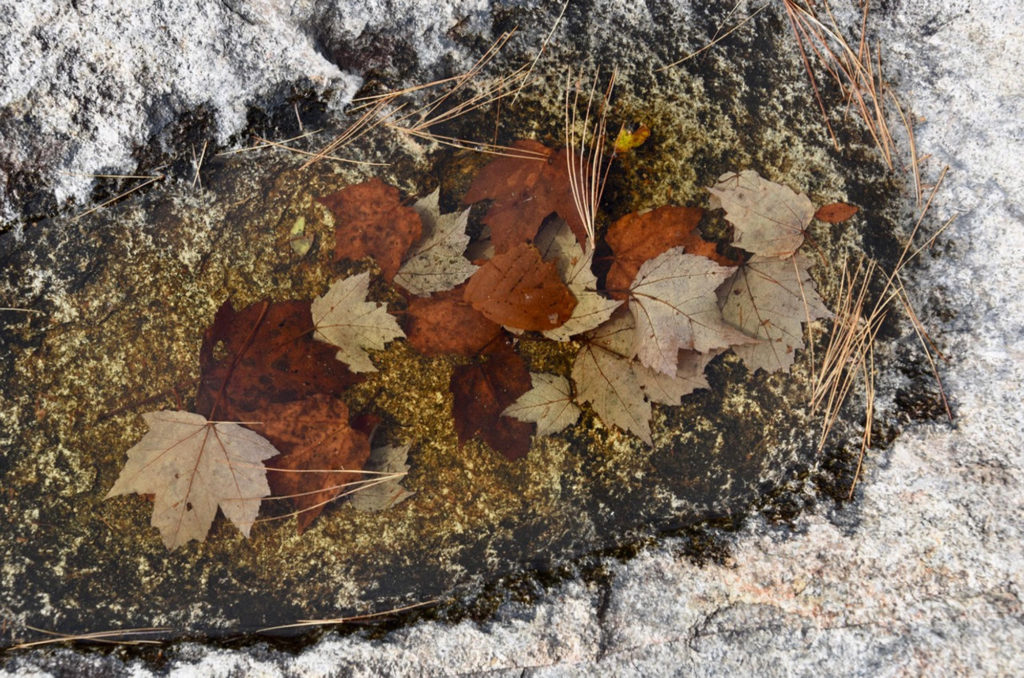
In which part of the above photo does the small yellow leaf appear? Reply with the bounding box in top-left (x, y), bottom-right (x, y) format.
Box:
top-left (288, 216), bottom-right (312, 256)
top-left (613, 124), bottom-right (650, 155)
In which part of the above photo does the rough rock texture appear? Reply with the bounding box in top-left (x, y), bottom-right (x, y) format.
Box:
top-left (3, 0), bottom-right (1023, 675)
top-left (0, 0), bottom-right (492, 224)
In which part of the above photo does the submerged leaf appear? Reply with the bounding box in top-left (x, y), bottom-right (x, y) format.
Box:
top-left (463, 242), bottom-right (577, 332)
top-left (106, 411), bottom-right (279, 550)
top-left (450, 336), bottom-right (534, 460)
top-left (719, 253), bottom-right (831, 373)
top-left (502, 373), bottom-right (581, 436)
top-left (628, 247), bottom-right (751, 375)
top-left (196, 299), bottom-right (361, 418)
top-left (349, 444), bottom-right (415, 512)
top-left (605, 206), bottom-right (732, 298)
top-left (318, 178), bottom-right (422, 281)
top-left (708, 170), bottom-right (814, 258)
top-left (463, 140), bottom-right (587, 251)
top-left (612, 124), bottom-right (651, 155)
top-left (262, 395), bottom-right (370, 533)
top-left (311, 272), bottom-right (406, 373)
top-left (394, 189), bottom-right (477, 295)
top-left (403, 283), bottom-right (501, 356)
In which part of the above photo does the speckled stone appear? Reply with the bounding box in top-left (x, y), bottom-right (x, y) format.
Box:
top-left (3, 0), bottom-right (1022, 675)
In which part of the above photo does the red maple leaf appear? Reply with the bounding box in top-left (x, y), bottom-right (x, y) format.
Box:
top-left (403, 283), bottom-right (502, 356)
top-left (463, 140), bottom-right (587, 252)
top-left (317, 178), bottom-right (423, 281)
top-left (261, 395), bottom-right (371, 533)
top-left (450, 336), bottom-right (534, 461)
top-left (605, 206), bottom-right (737, 298)
top-left (463, 242), bottom-right (577, 331)
top-left (196, 300), bottom-right (362, 418)
top-left (196, 300), bottom-right (370, 532)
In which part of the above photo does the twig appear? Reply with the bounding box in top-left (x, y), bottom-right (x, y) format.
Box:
top-left (11, 625), bottom-right (169, 650)
top-left (257, 599), bottom-right (439, 633)
top-left (72, 174), bottom-right (165, 221)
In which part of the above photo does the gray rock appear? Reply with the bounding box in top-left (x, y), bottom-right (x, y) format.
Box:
top-left (3, 0), bottom-right (1023, 676)
top-left (0, 0), bottom-right (494, 224)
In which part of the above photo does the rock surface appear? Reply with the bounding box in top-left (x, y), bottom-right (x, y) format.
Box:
top-left (0, 0), bottom-right (493, 224)
top-left (3, 0), bottom-right (1023, 676)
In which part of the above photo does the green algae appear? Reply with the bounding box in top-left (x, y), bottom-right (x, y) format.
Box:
top-left (0, 5), bottom-right (909, 647)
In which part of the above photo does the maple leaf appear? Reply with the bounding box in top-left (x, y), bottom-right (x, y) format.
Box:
top-left (718, 253), bottom-right (831, 373)
top-left (403, 283), bottom-right (501, 356)
top-left (349, 444), bottom-right (415, 512)
top-left (261, 394), bottom-right (370, 533)
top-left (106, 411), bottom-right (279, 550)
top-left (572, 312), bottom-right (652, 444)
top-left (571, 312), bottom-right (720, 444)
top-left (627, 247), bottom-right (752, 375)
top-left (450, 336), bottom-right (534, 460)
top-left (502, 373), bottom-right (581, 436)
top-left (535, 219), bottom-right (622, 341)
top-left (605, 206), bottom-right (736, 298)
top-left (463, 242), bottom-right (577, 332)
top-left (814, 201), bottom-right (860, 223)
top-left (634, 349), bottom-right (720, 405)
top-left (394, 189), bottom-right (477, 295)
top-left (708, 170), bottom-right (814, 258)
top-left (196, 300), bottom-right (361, 418)
top-left (311, 272), bottom-right (406, 373)
top-left (318, 178), bottom-right (422, 281)
top-left (463, 139), bottom-right (587, 252)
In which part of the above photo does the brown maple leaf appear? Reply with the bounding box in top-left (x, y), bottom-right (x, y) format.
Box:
top-left (403, 283), bottom-right (502, 356)
top-left (463, 242), bottom-right (577, 331)
top-left (317, 178), bottom-right (423, 281)
top-left (260, 394), bottom-right (370, 533)
top-left (197, 300), bottom-right (362, 419)
top-left (463, 140), bottom-right (587, 252)
top-left (605, 206), bottom-right (736, 298)
top-left (450, 336), bottom-right (534, 461)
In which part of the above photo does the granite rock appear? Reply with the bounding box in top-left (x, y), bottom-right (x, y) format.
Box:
top-left (2, 0), bottom-right (1023, 675)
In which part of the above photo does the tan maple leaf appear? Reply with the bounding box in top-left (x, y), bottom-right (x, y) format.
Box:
top-left (718, 253), bottom-right (831, 373)
top-left (502, 372), bottom-right (581, 436)
top-left (311, 272), bottom-right (406, 373)
top-left (572, 312), bottom-right (653, 444)
top-left (634, 349), bottom-right (720, 405)
top-left (572, 312), bottom-right (720, 444)
top-left (628, 247), bottom-right (752, 375)
top-left (349, 444), bottom-right (415, 513)
top-left (708, 170), bottom-right (814, 258)
top-left (106, 411), bottom-right (279, 550)
top-left (536, 218), bottom-right (622, 341)
top-left (394, 189), bottom-right (477, 295)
